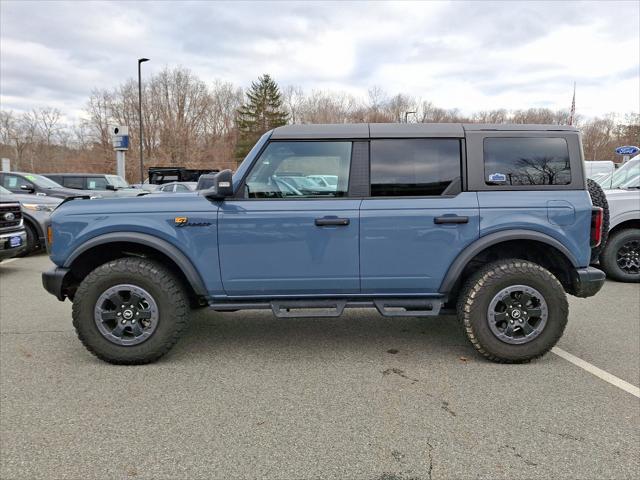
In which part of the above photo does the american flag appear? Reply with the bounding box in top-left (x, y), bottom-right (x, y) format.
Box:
top-left (569, 82), bottom-right (576, 125)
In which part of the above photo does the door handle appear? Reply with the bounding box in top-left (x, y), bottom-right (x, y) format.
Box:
top-left (434, 215), bottom-right (469, 225)
top-left (315, 217), bottom-right (350, 226)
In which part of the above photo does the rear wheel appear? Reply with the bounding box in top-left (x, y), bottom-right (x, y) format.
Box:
top-left (600, 229), bottom-right (640, 283)
top-left (457, 259), bottom-right (568, 363)
top-left (72, 257), bottom-right (190, 364)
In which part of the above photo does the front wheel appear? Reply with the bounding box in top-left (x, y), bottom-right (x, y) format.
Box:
top-left (72, 258), bottom-right (190, 364)
top-left (457, 260), bottom-right (568, 363)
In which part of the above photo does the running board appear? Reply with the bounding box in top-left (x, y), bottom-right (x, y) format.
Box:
top-left (209, 298), bottom-right (444, 318)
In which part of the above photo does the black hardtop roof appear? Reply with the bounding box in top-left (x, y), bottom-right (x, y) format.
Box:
top-left (271, 123), bottom-right (578, 139)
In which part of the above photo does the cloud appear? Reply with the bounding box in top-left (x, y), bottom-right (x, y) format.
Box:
top-left (1, 0), bottom-right (638, 120)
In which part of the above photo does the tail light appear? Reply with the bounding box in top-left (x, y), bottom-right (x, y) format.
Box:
top-left (590, 207), bottom-right (603, 247)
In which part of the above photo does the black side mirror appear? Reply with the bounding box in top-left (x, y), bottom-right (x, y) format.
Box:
top-left (20, 184), bottom-right (35, 193)
top-left (202, 170), bottom-right (233, 200)
top-left (105, 184), bottom-right (117, 191)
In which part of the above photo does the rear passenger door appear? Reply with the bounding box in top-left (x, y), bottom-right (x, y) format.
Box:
top-left (360, 138), bottom-right (480, 294)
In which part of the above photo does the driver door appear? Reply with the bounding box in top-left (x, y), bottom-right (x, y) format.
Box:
top-left (218, 140), bottom-right (360, 297)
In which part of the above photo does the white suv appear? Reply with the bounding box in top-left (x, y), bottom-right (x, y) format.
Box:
top-left (599, 157), bottom-right (640, 282)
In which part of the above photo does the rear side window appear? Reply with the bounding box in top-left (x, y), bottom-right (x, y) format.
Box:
top-left (484, 137), bottom-right (571, 186)
top-left (370, 139), bottom-right (461, 196)
top-left (63, 177), bottom-right (85, 189)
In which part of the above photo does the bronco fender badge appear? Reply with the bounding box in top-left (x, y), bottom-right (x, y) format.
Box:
top-left (174, 216), bottom-right (211, 228)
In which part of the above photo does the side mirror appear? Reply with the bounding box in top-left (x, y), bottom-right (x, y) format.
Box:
top-left (202, 170), bottom-right (233, 200)
top-left (20, 184), bottom-right (35, 193)
top-left (105, 184), bottom-right (117, 191)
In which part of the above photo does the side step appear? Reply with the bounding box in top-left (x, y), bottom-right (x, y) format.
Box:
top-left (209, 298), bottom-right (444, 318)
top-left (373, 299), bottom-right (442, 317)
top-left (271, 299), bottom-right (347, 318)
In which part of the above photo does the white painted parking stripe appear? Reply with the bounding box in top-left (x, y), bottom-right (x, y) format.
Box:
top-left (0, 258), bottom-right (19, 265)
top-left (552, 347), bottom-right (640, 398)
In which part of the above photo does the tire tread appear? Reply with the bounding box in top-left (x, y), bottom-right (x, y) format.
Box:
top-left (72, 257), bottom-right (189, 364)
top-left (457, 259), bottom-right (568, 363)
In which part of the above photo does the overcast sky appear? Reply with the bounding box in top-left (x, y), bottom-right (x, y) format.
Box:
top-left (1, 0), bottom-right (638, 122)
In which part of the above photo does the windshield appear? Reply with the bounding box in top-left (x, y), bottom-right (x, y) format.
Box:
top-left (106, 175), bottom-right (130, 188)
top-left (613, 159), bottom-right (639, 188)
top-left (23, 174), bottom-right (63, 188)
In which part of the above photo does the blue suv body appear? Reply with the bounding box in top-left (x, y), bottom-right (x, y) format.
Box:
top-left (43, 123), bottom-right (605, 364)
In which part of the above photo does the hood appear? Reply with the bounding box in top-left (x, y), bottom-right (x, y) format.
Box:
top-left (53, 190), bottom-right (206, 216)
top-left (3, 192), bottom-right (62, 205)
top-left (36, 187), bottom-right (102, 199)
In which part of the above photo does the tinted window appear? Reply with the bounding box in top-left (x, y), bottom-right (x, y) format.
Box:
top-left (175, 184), bottom-right (190, 192)
top-left (484, 137), bottom-right (571, 186)
top-left (63, 177), bottom-right (85, 189)
top-left (46, 175), bottom-right (63, 184)
top-left (245, 141), bottom-right (351, 198)
top-left (370, 139), bottom-right (461, 196)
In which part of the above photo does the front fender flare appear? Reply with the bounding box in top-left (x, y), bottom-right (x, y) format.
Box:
top-left (63, 232), bottom-right (208, 297)
top-left (439, 229), bottom-right (579, 294)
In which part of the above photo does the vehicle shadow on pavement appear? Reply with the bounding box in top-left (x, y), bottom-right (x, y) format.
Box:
top-left (169, 308), bottom-right (477, 362)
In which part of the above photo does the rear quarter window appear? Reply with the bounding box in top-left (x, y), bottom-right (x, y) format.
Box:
top-left (484, 137), bottom-right (571, 186)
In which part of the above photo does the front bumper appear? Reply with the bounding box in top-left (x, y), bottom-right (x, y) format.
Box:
top-left (571, 266), bottom-right (606, 298)
top-left (42, 266), bottom-right (71, 301)
top-left (0, 230), bottom-right (27, 260)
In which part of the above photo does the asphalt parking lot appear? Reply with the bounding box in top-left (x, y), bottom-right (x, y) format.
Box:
top-left (1, 254), bottom-right (638, 480)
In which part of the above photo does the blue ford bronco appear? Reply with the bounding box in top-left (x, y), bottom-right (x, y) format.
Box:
top-left (42, 123), bottom-right (606, 364)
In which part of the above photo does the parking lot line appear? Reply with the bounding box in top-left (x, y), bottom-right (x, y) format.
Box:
top-left (552, 346), bottom-right (640, 398)
top-left (0, 258), bottom-right (19, 265)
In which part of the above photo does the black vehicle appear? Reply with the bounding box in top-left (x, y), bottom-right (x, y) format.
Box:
top-left (0, 172), bottom-right (98, 199)
top-left (148, 167), bottom-right (219, 185)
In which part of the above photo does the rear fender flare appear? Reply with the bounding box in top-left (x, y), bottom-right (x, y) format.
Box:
top-left (439, 229), bottom-right (579, 294)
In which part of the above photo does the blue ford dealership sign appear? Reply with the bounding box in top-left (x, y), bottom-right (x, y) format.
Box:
top-left (615, 145), bottom-right (639, 156)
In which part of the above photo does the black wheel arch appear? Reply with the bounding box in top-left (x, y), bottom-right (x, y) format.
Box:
top-left (440, 230), bottom-right (580, 298)
top-left (63, 232), bottom-right (208, 305)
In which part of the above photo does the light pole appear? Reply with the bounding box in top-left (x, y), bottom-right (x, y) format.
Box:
top-left (404, 111), bottom-right (416, 123)
top-left (138, 58), bottom-right (150, 183)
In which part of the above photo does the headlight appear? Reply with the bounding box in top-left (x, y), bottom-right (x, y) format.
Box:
top-left (22, 203), bottom-right (56, 212)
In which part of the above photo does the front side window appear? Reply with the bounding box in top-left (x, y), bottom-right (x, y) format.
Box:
top-left (2, 174), bottom-right (33, 191)
top-left (484, 137), bottom-right (571, 186)
top-left (86, 177), bottom-right (109, 189)
top-left (244, 141), bottom-right (352, 198)
top-left (370, 139), bottom-right (461, 196)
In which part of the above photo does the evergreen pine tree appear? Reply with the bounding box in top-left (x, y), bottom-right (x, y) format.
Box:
top-left (235, 74), bottom-right (288, 160)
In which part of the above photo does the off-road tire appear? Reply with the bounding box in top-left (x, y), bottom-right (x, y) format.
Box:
top-left (587, 178), bottom-right (609, 262)
top-left (457, 259), bottom-right (568, 363)
top-left (72, 257), bottom-right (190, 364)
top-left (599, 229), bottom-right (640, 283)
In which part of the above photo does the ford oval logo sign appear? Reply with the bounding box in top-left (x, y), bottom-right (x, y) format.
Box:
top-left (615, 145), bottom-right (640, 155)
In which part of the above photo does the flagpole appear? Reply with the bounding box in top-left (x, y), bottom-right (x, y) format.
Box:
top-left (569, 82), bottom-right (576, 125)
